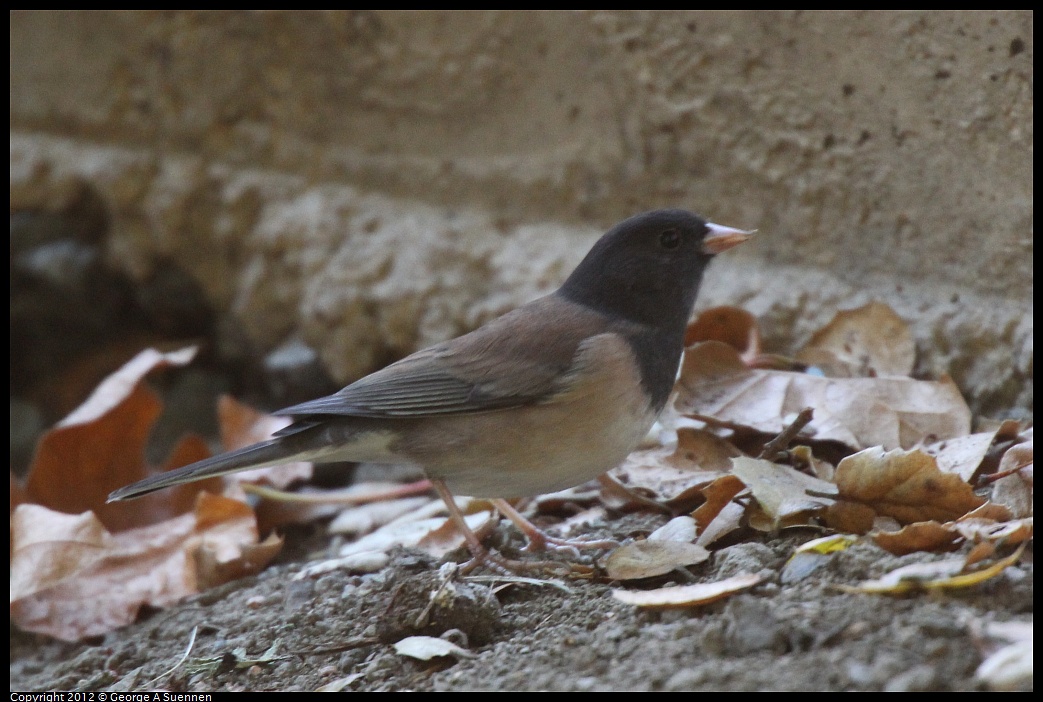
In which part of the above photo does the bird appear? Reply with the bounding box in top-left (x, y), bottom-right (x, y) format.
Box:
top-left (109, 209), bottom-right (751, 573)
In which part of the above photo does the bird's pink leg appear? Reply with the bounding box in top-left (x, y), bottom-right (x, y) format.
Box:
top-left (430, 479), bottom-right (595, 576)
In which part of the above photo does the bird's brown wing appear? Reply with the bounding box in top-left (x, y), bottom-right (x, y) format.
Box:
top-left (275, 296), bottom-right (616, 419)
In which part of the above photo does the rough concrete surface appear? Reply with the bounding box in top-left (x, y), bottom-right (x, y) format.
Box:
top-left (10, 10), bottom-right (1032, 414)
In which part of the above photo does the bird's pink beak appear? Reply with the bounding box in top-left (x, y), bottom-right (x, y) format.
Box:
top-left (702, 223), bottom-right (753, 254)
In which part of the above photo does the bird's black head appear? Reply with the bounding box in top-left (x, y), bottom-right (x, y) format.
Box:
top-left (559, 209), bottom-right (747, 333)
top-left (558, 209), bottom-right (750, 411)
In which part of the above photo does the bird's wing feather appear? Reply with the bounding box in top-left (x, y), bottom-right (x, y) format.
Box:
top-left (275, 297), bottom-right (614, 419)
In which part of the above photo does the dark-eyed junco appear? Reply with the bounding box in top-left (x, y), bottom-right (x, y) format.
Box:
top-left (109, 209), bottom-right (750, 572)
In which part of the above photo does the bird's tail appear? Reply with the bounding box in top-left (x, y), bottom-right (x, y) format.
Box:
top-left (107, 439), bottom-right (304, 502)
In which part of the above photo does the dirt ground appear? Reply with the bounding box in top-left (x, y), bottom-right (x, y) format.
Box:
top-left (9, 506), bottom-right (1033, 692)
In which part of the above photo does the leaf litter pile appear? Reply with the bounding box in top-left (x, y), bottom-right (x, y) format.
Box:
top-left (10, 302), bottom-right (1032, 691)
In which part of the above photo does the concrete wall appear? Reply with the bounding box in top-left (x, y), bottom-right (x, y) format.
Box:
top-left (10, 10), bottom-right (1032, 414)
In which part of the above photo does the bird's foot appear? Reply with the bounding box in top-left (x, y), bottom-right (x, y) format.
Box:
top-left (491, 498), bottom-right (618, 557)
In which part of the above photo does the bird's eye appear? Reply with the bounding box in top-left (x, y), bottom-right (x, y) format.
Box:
top-left (659, 229), bottom-right (681, 249)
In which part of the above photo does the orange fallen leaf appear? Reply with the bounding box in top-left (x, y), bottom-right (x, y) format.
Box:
top-left (685, 306), bottom-right (761, 362)
top-left (23, 347), bottom-right (208, 532)
top-left (962, 502), bottom-right (1014, 522)
top-left (11, 347), bottom-right (289, 640)
top-left (823, 500), bottom-right (878, 534)
top-left (871, 520), bottom-right (960, 555)
top-left (872, 501), bottom-right (1029, 556)
top-left (831, 446), bottom-right (986, 526)
top-left (691, 474), bottom-right (746, 534)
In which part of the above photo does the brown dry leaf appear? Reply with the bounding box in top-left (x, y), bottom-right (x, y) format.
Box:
top-left (730, 457), bottom-right (837, 527)
top-left (951, 518), bottom-right (1033, 546)
top-left (190, 493), bottom-right (284, 589)
top-left (831, 447), bottom-right (986, 527)
top-left (691, 474), bottom-right (746, 534)
top-left (676, 341), bottom-right (971, 451)
top-left (670, 428), bottom-right (744, 471)
top-left (871, 521), bottom-right (960, 555)
top-left (162, 433), bottom-right (214, 472)
top-left (417, 510), bottom-right (496, 558)
top-left (611, 573), bottom-right (762, 608)
top-left (955, 500), bottom-right (1013, 523)
top-left (152, 433), bottom-right (226, 518)
top-left (796, 302), bottom-right (915, 378)
top-left (10, 506), bottom-right (109, 604)
top-left (602, 541), bottom-right (710, 580)
top-left (962, 501), bottom-right (1014, 522)
top-left (863, 502), bottom-right (1032, 554)
top-left (747, 501), bottom-right (834, 532)
top-left (602, 515), bottom-right (708, 579)
top-left (58, 347), bottom-right (198, 427)
top-left (684, 306), bottom-right (761, 362)
top-left (923, 430), bottom-right (1008, 483)
top-left (10, 493), bottom-right (280, 641)
top-left (11, 348), bottom-right (288, 640)
top-left (991, 440), bottom-right (1033, 518)
top-left (611, 428), bottom-right (739, 506)
top-left (963, 541), bottom-right (998, 567)
top-left (218, 395), bottom-right (313, 490)
top-left (823, 501), bottom-right (878, 534)
top-left (23, 347), bottom-right (207, 532)
top-left (695, 501), bottom-right (746, 548)
top-left (789, 445), bottom-right (836, 481)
